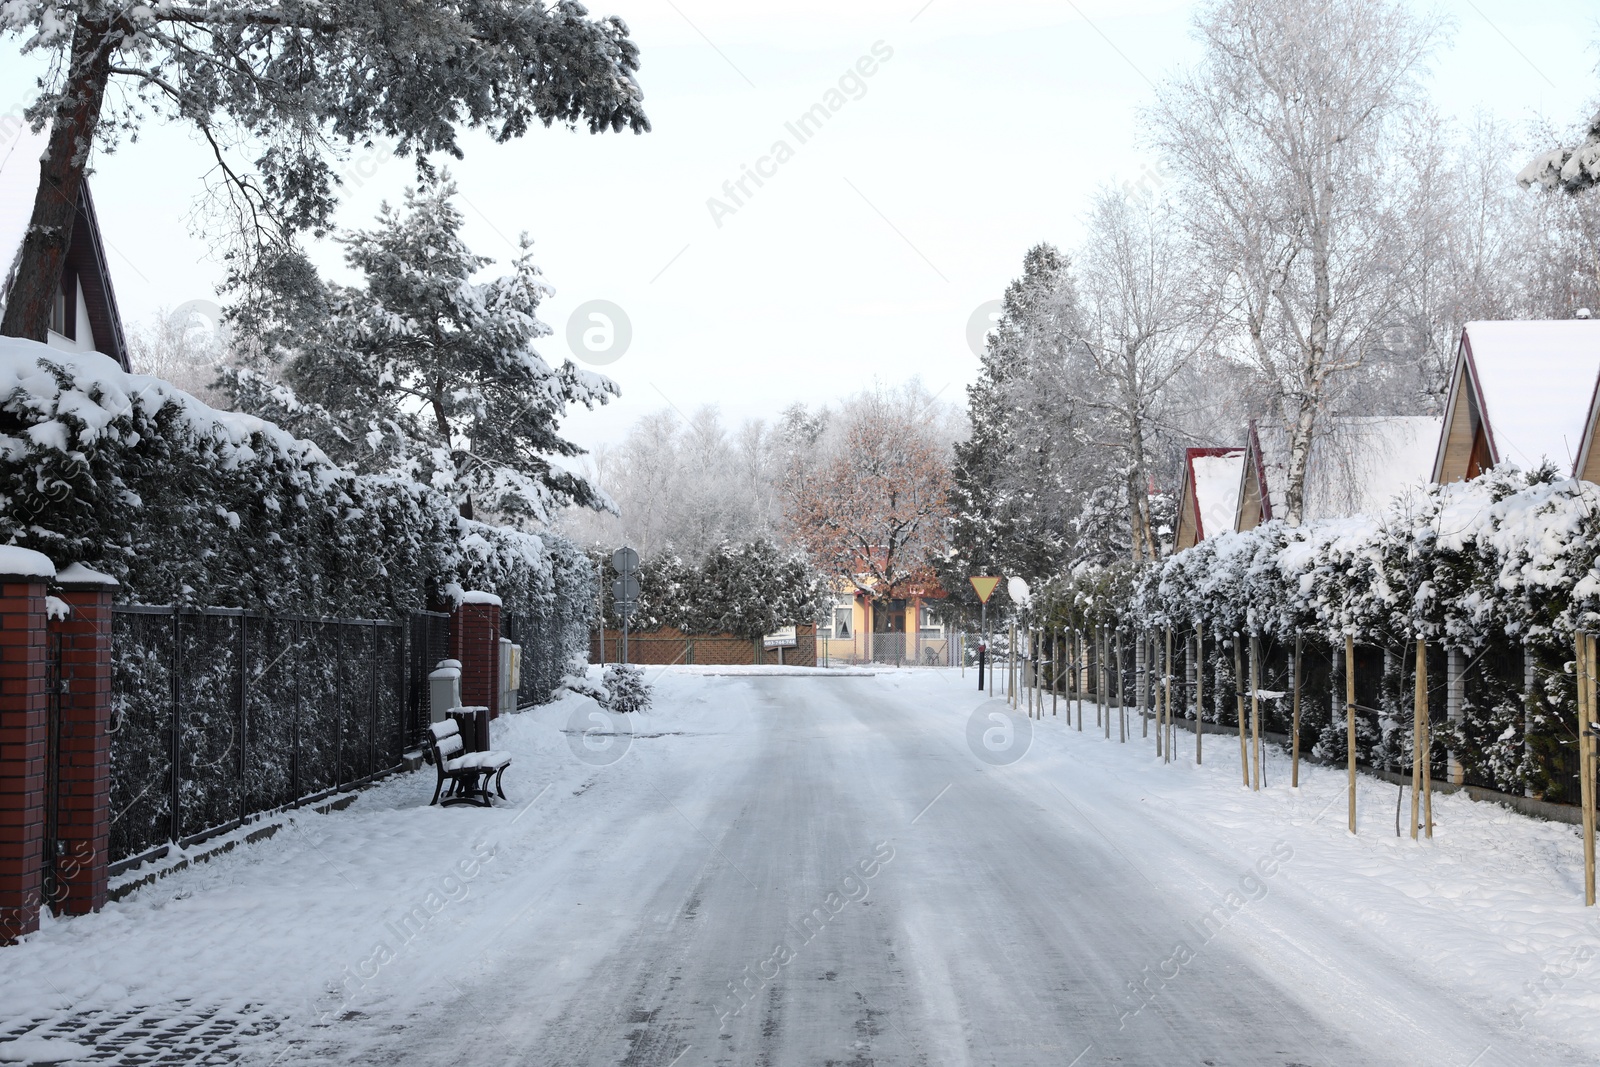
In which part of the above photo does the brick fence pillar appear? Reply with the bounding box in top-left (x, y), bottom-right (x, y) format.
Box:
top-left (49, 563), bottom-right (117, 916)
top-left (450, 592), bottom-right (501, 719)
top-left (0, 549), bottom-right (56, 944)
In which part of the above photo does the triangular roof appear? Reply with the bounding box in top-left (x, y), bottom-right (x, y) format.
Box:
top-left (0, 122), bottom-right (128, 370)
top-left (1434, 320), bottom-right (1600, 482)
top-left (1174, 446), bottom-right (1245, 551)
top-left (1237, 414), bottom-right (1443, 527)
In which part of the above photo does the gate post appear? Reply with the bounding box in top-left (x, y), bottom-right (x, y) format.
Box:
top-left (0, 549), bottom-right (55, 943)
top-left (51, 564), bottom-right (117, 916)
top-left (449, 591), bottom-right (502, 719)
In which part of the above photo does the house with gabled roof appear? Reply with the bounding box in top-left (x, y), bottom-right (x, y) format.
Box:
top-left (0, 121), bottom-right (129, 370)
top-left (1235, 414), bottom-right (1443, 529)
top-left (1435, 320), bottom-right (1600, 483)
top-left (1173, 446), bottom-right (1246, 551)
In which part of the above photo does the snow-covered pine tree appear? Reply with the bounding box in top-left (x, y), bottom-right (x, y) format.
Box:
top-left (228, 181), bottom-right (616, 523)
top-left (943, 244), bottom-right (1094, 604)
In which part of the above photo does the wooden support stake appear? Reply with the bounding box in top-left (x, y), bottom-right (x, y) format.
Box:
top-left (1075, 629), bottom-right (1084, 731)
top-left (1009, 622), bottom-right (1016, 706)
top-left (1291, 633), bottom-right (1302, 789)
top-left (1095, 625), bottom-right (1103, 729)
top-left (1165, 628), bottom-right (1175, 762)
top-left (1158, 633), bottom-right (1171, 758)
top-left (1346, 633), bottom-right (1357, 834)
top-left (1249, 634), bottom-right (1261, 791)
top-left (1421, 639), bottom-right (1433, 839)
top-left (1195, 628), bottom-right (1204, 765)
top-left (1117, 631), bottom-right (1126, 743)
top-left (1411, 638), bottom-right (1425, 841)
top-left (1581, 632), bottom-right (1596, 906)
top-left (1138, 633), bottom-right (1148, 738)
top-left (1234, 636), bottom-right (1248, 786)
top-left (1103, 625), bottom-right (1111, 739)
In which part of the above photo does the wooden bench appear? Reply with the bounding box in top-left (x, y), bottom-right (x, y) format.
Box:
top-left (423, 719), bottom-right (512, 807)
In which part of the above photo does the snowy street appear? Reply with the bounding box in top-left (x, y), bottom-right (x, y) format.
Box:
top-left (4, 669), bottom-right (1600, 1066)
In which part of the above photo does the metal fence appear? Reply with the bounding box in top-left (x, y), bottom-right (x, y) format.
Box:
top-left (504, 608), bottom-right (582, 707)
top-left (818, 632), bottom-right (968, 668)
top-left (108, 606), bottom-right (442, 871)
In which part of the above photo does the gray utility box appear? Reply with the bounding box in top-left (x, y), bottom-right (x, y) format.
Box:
top-left (428, 660), bottom-right (462, 724)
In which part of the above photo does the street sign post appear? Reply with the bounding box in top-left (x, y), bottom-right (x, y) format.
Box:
top-left (970, 576), bottom-right (1001, 691)
top-left (612, 546), bottom-right (640, 665)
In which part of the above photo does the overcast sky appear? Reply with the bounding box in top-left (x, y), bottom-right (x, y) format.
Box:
top-left (2, 0), bottom-right (1597, 458)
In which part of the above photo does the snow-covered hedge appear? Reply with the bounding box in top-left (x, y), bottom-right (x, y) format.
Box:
top-left (0, 339), bottom-right (592, 670)
top-left (1029, 467), bottom-right (1600, 801)
top-left (596, 539), bottom-right (829, 638)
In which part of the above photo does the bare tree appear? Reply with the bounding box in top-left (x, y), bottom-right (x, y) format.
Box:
top-left (1074, 188), bottom-right (1214, 560)
top-left (1150, 0), bottom-right (1446, 524)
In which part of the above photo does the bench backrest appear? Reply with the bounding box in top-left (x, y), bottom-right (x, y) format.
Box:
top-left (428, 719), bottom-right (464, 762)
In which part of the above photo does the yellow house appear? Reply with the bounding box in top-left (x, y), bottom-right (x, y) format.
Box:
top-left (816, 580), bottom-right (957, 666)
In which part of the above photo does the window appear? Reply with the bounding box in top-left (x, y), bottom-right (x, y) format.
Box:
top-left (832, 598), bottom-right (853, 639)
top-left (49, 270), bottom-right (76, 340)
top-left (919, 604), bottom-right (946, 636)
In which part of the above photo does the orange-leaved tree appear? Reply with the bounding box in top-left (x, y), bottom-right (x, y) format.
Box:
top-left (785, 384), bottom-right (953, 599)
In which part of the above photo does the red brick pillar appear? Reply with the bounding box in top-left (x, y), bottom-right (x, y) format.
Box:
top-left (450, 592), bottom-right (501, 719)
top-left (0, 550), bottom-right (55, 944)
top-left (49, 564), bottom-right (117, 916)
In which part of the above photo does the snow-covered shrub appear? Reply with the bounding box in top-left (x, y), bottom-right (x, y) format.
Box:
top-left (600, 663), bottom-right (651, 713)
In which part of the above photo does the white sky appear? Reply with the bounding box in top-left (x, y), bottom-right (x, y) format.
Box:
top-left (2, 0), bottom-right (1597, 456)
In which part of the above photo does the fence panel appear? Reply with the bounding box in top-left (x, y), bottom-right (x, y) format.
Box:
top-left (109, 607), bottom-right (417, 868)
top-left (109, 610), bottom-right (177, 864)
top-left (406, 610), bottom-right (450, 747)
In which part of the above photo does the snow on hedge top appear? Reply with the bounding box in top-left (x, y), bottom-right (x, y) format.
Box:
top-left (0, 121), bottom-right (46, 320)
top-left (0, 336), bottom-right (338, 477)
top-left (0, 545), bottom-right (54, 577)
top-left (1191, 450), bottom-right (1244, 539)
top-left (1464, 320), bottom-right (1600, 472)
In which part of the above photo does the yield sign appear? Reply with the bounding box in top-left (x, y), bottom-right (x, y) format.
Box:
top-left (969, 576), bottom-right (1001, 604)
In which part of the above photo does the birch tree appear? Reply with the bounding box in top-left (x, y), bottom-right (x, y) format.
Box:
top-left (1150, 0), bottom-right (1445, 524)
top-left (1074, 188), bottom-right (1213, 561)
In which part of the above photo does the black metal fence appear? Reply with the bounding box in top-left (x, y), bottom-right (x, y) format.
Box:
top-left (505, 602), bottom-right (587, 707)
top-left (108, 606), bottom-right (444, 870)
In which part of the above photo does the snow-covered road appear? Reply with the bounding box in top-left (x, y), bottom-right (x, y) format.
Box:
top-left (4, 669), bottom-right (1599, 1066)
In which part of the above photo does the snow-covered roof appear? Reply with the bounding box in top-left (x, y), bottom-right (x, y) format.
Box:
top-left (1303, 416), bottom-right (1442, 521)
top-left (1239, 415), bottom-right (1443, 525)
top-left (1458, 320), bottom-right (1600, 473)
top-left (1192, 451), bottom-right (1245, 539)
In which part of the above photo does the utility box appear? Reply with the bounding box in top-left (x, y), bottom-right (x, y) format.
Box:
top-left (499, 639), bottom-right (521, 715)
top-left (428, 660), bottom-right (462, 724)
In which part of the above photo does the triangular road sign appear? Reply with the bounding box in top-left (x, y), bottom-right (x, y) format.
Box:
top-left (969, 576), bottom-right (1001, 604)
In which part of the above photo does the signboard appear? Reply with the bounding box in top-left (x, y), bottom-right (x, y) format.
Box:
top-left (612, 546), bottom-right (640, 574)
top-left (763, 626), bottom-right (798, 649)
top-left (612, 576), bottom-right (641, 602)
top-left (969, 576), bottom-right (1001, 604)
